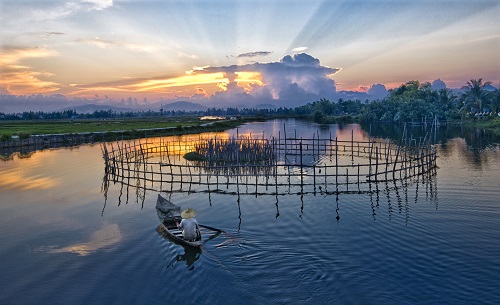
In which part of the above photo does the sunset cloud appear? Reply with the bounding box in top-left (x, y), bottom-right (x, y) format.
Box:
top-left (0, 47), bottom-right (61, 94)
top-left (0, 47), bottom-right (57, 66)
top-left (0, 52), bottom-right (341, 108)
top-left (190, 53), bottom-right (341, 106)
top-left (237, 51), bottom-right (273, 58)
top-left (63, 53), bottom-right (339, 104)
top-left (0, 0), bottom-right (497, 111)
top-left (130, 73), bottom-right (226, 92)
top-left (367, 84), bottom-right (388, 99)
top-left (67, 72), bottom-right (228, 97)
top-left (195, 87), bottom-right (207, 95)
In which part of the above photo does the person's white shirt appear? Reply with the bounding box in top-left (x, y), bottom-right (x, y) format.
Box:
top-left (179, 218), bottom-right (199, 240)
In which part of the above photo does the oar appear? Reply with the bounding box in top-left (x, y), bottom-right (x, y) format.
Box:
top-left (199, 224), bottom-right (241, 244)
top-left (199, 223), bottom-right (225, 233)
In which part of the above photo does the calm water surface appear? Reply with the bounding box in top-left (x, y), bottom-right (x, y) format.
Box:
top-left (1, 119), bottom-right (499, 305)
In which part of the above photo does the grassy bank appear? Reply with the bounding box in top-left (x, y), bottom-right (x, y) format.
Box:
top-left (0, 116), bottom-right (267, 144)
top-left (0, 117), bottom-right (201, 138)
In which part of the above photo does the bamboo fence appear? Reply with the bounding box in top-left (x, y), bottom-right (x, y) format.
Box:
top-left (101, 126), bottom-right (437, 197)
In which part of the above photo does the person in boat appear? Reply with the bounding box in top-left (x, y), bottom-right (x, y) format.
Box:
top-left (177, 208), bottom-right (200, 241)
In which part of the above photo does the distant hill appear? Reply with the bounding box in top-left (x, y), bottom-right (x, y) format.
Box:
top-left (61, 101), bottom-right (208, 113)
top-left (61, 104), bottom-right (135, 114)
top-left (153, 101), bottom-right (207, 112)
top-left (255, 103), bottom-right (277, 109)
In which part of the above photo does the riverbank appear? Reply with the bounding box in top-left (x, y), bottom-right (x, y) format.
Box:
top-left (462, 118), bottom-right (500, 135)
top-left (0, 117), bottom-right (263, 159)
top-left (0, 116), bottom-right (208, 140)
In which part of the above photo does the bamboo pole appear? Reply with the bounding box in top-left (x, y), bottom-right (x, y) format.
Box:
top-left (335, 137), bottom-right (338, 188)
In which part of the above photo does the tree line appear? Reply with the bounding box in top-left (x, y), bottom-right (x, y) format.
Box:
top-left (298, 79), bottom-right (499, 124)
top-left (1, 79), bottom-right (498, 124)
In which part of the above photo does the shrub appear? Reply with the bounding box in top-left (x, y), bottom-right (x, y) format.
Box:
top-left (183, 151), bottom-right (207, 161)
top-left (19, 132), bottom-right (31, 140)
top-left (0, 134), bottom-right (11, 142)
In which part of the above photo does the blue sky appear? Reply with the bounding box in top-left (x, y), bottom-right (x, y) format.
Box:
top-left (1, 0), bottom-right (499, 109)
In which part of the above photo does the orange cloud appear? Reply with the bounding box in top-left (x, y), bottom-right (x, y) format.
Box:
top-left (130, 72), bottom-right (227, 92)
top-left (0, 47), bottom-right (60, 94)
top-left (235, 71), bottom-right (264, 92)
top-left (195, 87), bottom-right (207, 95)
top-left (69, 72), bottom-right (229, 97)
top-left (217, 81), bottom-right (229, 91)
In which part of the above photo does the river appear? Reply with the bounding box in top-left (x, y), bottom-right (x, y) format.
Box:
top-left (1, 119), bottom-right (499, 305)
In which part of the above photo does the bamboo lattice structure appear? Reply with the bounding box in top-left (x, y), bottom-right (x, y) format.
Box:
top-left (101, 127), bottom-right (438, 198)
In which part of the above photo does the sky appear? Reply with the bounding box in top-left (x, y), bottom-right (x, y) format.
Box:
top-left (1, 0), bottom-right (499, 111)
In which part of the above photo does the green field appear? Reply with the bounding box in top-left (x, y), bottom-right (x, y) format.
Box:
top-left (0, 117), bottom-right (202, 137)
top-left (0, 117), bottom-right (261, 142)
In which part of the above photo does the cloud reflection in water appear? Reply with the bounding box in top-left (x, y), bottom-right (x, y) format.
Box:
top-left (47, 223), bottom-right (122, 256)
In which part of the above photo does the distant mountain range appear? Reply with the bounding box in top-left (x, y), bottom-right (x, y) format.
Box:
top-left (59, 101), bottom-right (207, 113)
top-left (154, 101), bottom-right (207, 112)
top-left (255, 103), bottom-right (277, 109)
top-left (61, 104), bottom-right (135, 113)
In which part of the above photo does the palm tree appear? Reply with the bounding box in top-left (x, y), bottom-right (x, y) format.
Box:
top-left (460, 79), bottom-right (492, 114)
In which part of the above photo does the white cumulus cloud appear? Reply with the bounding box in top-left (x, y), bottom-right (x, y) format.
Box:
top-left (199, 53), bottom-right (340, 107)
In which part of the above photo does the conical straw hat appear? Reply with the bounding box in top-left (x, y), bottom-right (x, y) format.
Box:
top-left (181, 208), bottom-right (197, 219)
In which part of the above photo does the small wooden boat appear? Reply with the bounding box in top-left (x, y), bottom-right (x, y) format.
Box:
top-left (156, 194), bottom-right (202, 249)
top-left (156, 218), bottom-right (202, 248)
top-left (156, 194), bottom-right (181, 222)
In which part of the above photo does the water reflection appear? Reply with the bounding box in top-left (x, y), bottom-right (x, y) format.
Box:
top-left (2, 119), bottom-right (500, 305)
top-left (156, 217), bottom-right (231, 270)
top-left (0, 168), bottom-right (59, 190)
top-left (101, 156), bottom-right (438, 224)
top-left (0, 151), bottom-right (35, 161)
top-left (99, 120), bottom-right (443, 224)
top-left (363, 122), bottom-right (500, 169)
top-left (0, 140), bottom-right (100, 161)
top-left (101, 129), bottom-right (437, 198)
top-left (164, 244), bottom-right (202, 270)
top-left (42, 223), bottom-right (122, 256)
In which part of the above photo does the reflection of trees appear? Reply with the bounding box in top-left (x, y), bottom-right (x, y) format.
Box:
top-left (0, 151), bottom-right (35, 161)
top-left (0, 134), bottom-right (102, 160)
top-left (361, 122), bottom-right (500, 168)
top-left (440, 137), bottom-right (500, 171)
